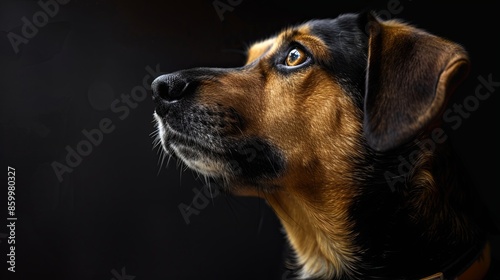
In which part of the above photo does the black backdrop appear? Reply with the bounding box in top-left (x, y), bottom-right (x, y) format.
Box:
top-left (1, 1), bottom-right (499, 279)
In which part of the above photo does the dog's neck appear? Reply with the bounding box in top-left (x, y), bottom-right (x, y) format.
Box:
top-left (266, 180), bottom-right (361, 279)
top-left (264, 136), bottom-right (488, 279)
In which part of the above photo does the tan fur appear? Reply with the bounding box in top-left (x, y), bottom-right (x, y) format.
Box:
top-left (245, 37), bottom-right (275, 65)
top-left (195, 23), bottom-right (365, 278)
top-left (153, 14), bottom-right (489, 279)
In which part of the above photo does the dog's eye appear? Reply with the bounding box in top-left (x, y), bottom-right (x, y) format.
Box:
top-left (285, 48), bottom-right (307, 67)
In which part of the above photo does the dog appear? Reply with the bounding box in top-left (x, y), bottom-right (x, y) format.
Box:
top-left (150, 12), bottom-right (496, 279)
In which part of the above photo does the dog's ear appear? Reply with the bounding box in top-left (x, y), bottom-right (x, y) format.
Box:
top-left (361, 13), bottom-right (470, 152)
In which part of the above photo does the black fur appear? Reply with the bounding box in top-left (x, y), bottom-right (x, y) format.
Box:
top-left (295, 13), bottom-right (491, 279)
top-left (308, 14), bottom-right (369, 108)
top-left (152, 13), bottom-right (494, 279)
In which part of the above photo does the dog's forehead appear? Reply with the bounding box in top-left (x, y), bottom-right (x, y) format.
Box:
top-left (246, 37), bottom-right (276, 64)
top-left (245, 24), bottom-right (323, 64)
top-left (245, 24), bottom-right (312, 64)
top-left (246, 14), bottom-right (362, 65)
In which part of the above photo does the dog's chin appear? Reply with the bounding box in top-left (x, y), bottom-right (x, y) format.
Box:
top-left (154, 112), bottom-right (231, 179)
top-left (154, 112), bottom-right (285, 193)
top-left (169, 144), bottom-right (229, 178)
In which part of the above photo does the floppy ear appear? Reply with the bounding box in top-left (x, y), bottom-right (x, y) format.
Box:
top-left (362, 13), bottom-right (470, 152)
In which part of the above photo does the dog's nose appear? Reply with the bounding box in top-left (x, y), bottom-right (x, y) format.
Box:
top-left (151, 74), bottom-right (194, 103)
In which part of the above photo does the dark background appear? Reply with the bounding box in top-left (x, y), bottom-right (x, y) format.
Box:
top-left (0, 1), bottom-right (498, 279)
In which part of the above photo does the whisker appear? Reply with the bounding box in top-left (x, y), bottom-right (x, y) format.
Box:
top-left (157, 152), bottom-right (167, 175)
top-left (166, 154), bottom-right (173, 167)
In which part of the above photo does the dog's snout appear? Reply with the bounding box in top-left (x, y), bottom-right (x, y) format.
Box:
top-left (151, 74), bottom-right (195, 103)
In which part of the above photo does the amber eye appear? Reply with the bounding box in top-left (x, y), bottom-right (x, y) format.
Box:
top-left (285, 48), bottom-right (307, 66)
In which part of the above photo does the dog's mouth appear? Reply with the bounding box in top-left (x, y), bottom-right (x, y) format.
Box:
top-left (153, 111), bottom-right (231, 178)
top-left (153, 108), bottom-right (285, 186)
top-left (151, 72), bottom-right (286, 188)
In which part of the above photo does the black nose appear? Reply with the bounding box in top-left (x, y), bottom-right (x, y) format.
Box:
top-left (151, 74), bottom-right (196, 103)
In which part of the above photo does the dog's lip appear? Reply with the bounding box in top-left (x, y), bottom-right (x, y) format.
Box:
top-left (170, 143), bottom-right (203, 160)
top-left (170, 143), bottom-right (227, 177)
top-left (165, 134), bottom-right (230, 178)
top-left (168, 135), bottom-right (217, 155)
top-left (157, 117), bottom-right (225, 156)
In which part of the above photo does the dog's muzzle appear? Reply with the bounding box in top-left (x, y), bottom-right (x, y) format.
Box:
top-left (150, 70), bottom-right (284, 184)
top-left (151, 71), bottom-right (242, 139)
top-left (150, 71), bottom-right (242, 178)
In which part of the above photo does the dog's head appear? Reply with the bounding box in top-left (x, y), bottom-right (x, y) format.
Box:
top-left (151, 12), bottom-right (468, 194)
top-left (151, 12), bottom-right (474, 278)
